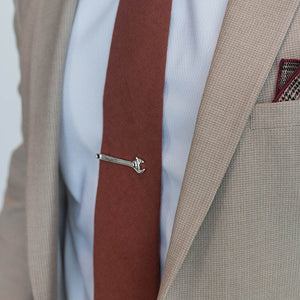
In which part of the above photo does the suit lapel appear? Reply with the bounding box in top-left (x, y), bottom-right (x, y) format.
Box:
top-left (25, 0), bottom-right (78, 298)
top-left (158, 0), bottom-right (300, 298)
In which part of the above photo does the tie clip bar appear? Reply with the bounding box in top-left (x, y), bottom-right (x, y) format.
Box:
top-left (96, 153), bottom-right (145, 174)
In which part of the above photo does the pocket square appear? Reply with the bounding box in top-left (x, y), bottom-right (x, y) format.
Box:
top-left (273, 59), bottom-right (300, 103)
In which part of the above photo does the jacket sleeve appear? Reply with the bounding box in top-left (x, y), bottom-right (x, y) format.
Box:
top-left (0, 1), bottom-right (33, 298)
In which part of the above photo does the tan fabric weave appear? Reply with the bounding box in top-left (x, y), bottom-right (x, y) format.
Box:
top-left (165, 101), bottom-right (300, 299)
top-left (1, 0), bottom-right (300, 299)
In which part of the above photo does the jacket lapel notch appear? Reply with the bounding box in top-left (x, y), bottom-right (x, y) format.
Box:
top-left (158, 0), bottom-right (300, 298)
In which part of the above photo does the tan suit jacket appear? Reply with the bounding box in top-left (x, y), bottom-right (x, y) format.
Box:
top-left (1, 0), bottom-right (300, 299)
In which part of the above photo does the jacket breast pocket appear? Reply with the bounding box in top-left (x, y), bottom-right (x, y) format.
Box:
top-left (248, 100), bottom-right (300, 185)
top-left (246, 100), bottom-right (300, 199)
top-left (251, 100), bottom-right (300, 130)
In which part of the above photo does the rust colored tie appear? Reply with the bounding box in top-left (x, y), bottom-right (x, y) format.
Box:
top-left (93, 0), bottom-right (172, 299)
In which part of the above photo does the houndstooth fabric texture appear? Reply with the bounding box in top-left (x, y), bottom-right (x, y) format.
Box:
top-left (277, 71), bottom-right (300, 102)
top-left (277, 59), bottom-right (300, 93)
top-left (273, 59), bottom-right (300, 102)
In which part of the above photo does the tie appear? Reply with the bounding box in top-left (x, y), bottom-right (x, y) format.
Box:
top-left (93, 0), bottom-right (172, 299)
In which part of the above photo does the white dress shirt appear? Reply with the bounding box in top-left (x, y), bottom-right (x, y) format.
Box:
top-left (59, 0), bottom-right (228, 299)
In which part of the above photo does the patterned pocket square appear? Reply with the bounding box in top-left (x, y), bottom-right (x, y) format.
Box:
top-left (273, 59), bottom-right (300, 103)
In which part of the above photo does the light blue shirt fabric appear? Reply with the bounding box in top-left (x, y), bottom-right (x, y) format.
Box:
top-left (59, 0), bottom-right (228, 299)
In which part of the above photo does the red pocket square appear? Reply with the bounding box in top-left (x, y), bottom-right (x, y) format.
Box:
top-left (273, 59), bottom-right (300, 103)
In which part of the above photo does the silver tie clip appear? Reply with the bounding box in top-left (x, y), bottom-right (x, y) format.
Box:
top-left (96, 153), bottom-right (145, 174)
